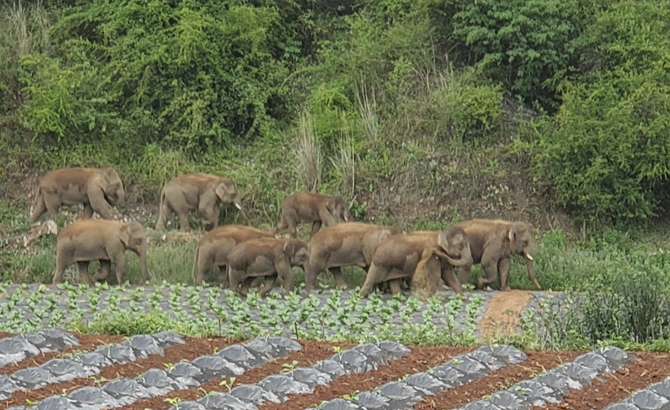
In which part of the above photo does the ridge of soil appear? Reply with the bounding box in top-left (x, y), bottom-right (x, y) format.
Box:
top-left (3, 336), bottom-right (237, 407)
top-left (414, 350), bottom-right (586, 410)
top-left (478, 289), bottom-right (532, 339)
top-left (0, 333), bottom-right (125, 376)
top-left (540, 351), bottom-right (670, 410)
top-left (259, 346), bottom-right (473, 410)
top-left (119, 340), bottom-right (353, 410)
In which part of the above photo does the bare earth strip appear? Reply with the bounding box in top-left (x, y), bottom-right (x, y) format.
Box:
top-left (477, 289), bottom-right (532, 339)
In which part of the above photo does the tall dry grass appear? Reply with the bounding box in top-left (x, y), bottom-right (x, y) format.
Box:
top-left (294, 112), bottom-right (321, 192)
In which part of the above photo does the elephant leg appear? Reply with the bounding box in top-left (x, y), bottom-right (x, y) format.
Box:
top-left (167, 195), bottom-right (191, 231)
top-left (239, 277), bottom-right (255, 296)
top-left (477, 249), bottom-right (501, 288)
top-left (457, 266), bottom-right (471, 286)
top-left (217, 266), bottom-right (229, 287)
top-left (228, 268), bottom-right (243, 293)
top-left (275, 259), bottom-right (295, 294)
top-left (304, 257), bottom-right (324, 295)
top-left (91, 260), bottom-right (111, 283)
top-left (43, 193), bottom-right (61, 218)
top-left (498, 258), bottom-right (511, 291)
top-left (442, 267), bottom-right (465, 298)
top-left (389, 279), bottom-right (403, 295)
top-left (359, 264), bottom-right (383, 297)
top-left (81, 203), bottom-right (94, 220)
top-left (52, 252), bottom-right (70, 284)
top-left (76, 261), bottom-right (90, 284)
top-left (110, 253), bottom-right (127, 285)
top-left (329, 267), bottom-right (349, 290)
top-left (249, 276), bottom-right (265, 289)
top-left (310, 221), bottom-right (322, 239)
top-left (30, 194), bottom-right (47, 223)
top-left (259, 276), bottom-right (275, 297)
top-left (287, 219), bottom-right (298, 238)
top-left (199, 202), bottom-right (219, 231)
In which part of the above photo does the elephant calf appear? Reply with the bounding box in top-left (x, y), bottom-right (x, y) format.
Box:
top-left (53, 219), bottom-right (149, 285)
top-left (192, 224), bottom-right (274, 286)
top-left (272, 192), bottom-right (349, 239)
top-left (156, 173), bottom-right (250, 231)
top-left (31, 167), bottom-right (125, 223)
top-left (453, 219), bottom-right (540, 291)
top-left (359, 228), bottom-right (472, 298)
top-left (304, 222), bottom-right (399, 294)
top-left (227, 237), bottom-right (309, 296)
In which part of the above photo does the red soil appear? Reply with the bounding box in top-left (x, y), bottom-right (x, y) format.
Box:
top-left (0, 333), bottom-right (125, 376)
top-left (3, 336), bottom-right (236, 407)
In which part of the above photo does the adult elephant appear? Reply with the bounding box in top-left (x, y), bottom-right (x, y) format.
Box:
top-left (358, 228), bottom-right (472, 298)
top-left (30, 167), bottom-right (125, 223)
top-left (271, 192), bottom-right (349, 239)
top-left (227, 237), bottom-right (309, 296)
top-left (454, 219), bottom-right (540, 291)
top-left (304, 222), bottom-right (399, 294)
top-left (53, 219), bottom-right (148, 285)
top-left (191, 224), bottom-right (274, 286)
top-left (156, 173), bottom-right (250, 231)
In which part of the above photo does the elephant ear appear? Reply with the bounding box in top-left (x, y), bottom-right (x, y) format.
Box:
top-left (507, 223), bottom-right (528, 243)
top-left (215, 180), bottom-right (236, 202)
top-left (283, 239), bottom-right (305, 258)
top-left (119, 223), bottom-right (132, 248)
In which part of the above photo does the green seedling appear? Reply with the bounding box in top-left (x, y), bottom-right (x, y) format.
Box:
top-left (219, 376), bottom-right (236, 392)
top-left (281, 360), bottom-right (300, 373)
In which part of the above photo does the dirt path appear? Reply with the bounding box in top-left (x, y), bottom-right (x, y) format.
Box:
top-left (477, 289), bottom-right (532, 339)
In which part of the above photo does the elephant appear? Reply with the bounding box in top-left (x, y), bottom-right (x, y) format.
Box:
top-left (52, 219), bottom-right (148, 285)
top-left (30, 167), bottom-right (125, 223)
top-left (358, 228), bottom-right (473, 298)
top-left (453, 219), bottom-right (540, 291)
top-left (156, 173), bottom-right (250, 231)
top-left (191, 224), bottom-right (275, 286)
top-left (271, 192), bottom-right (349, 239)
top-left (227, 237), bottom-right (309, 296)
top-left (304, 222), bottom-right (399, 294)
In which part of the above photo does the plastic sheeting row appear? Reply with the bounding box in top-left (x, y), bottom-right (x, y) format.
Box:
top-left (0, 329), bottom-right (79, 368)
top-left (309, 344), bottom-right (528, 410)
top-left (455, 346), bottom-right (635, 410)
top-left (0, 331), bottom-right (186, 400)
top-left (7, 336), bottom-right (302, 410)
top-left (167, 341), bottom-right (413, 410)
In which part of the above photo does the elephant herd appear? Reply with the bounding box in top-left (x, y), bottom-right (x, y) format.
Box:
top-left (29, 166), bottom-right (542, 297)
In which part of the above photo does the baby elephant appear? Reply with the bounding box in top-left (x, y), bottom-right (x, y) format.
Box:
top-left (191, 224), bottom-right (274, 286)
top-left (227, 237), bottom-right (309, 296)
top-left (53, 219), bottom-right (149, 285)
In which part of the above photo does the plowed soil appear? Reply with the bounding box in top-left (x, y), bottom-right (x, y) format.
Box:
top-left (0, 333), bottom-right (125, 376)
top-left (3, 336), bottom-right (237, 407)
top-left (540, 352), bottom-right (670, 410)
top-left (7, 338), bottom-right (670, 410)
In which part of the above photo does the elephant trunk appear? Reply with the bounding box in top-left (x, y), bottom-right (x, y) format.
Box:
top-left (524, 250), bottom-right (541, 290)
top-left (138, 243), bottom-right (149, 285)
top-left (234, 199), bottom-right (251, 226)
top-left (437, 242), bottom-right (473, 268)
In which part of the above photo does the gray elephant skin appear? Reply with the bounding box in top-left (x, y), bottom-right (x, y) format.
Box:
top-left (359, 228), bottom-right (473, 298)
top-left (52, 219), bottom-right (149, 285)
top-left (227, 237), bottom-right (309, 296)
top-left (454, 219), bottom-right (539, 291)
top-left (156, 173), bottom-right (250, 231)
top-left (192, 224), bottom-right (275, 286)
top-left (272, 192), bottom-right (349, 238)
top-left (304, 222), bottom-right (399, 294)
top-left (30, 167), bottom-right (125, 223)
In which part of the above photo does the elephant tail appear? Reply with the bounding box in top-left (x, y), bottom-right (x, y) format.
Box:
top-left (191, 242), bottom-right (200, 285)
top-left (156, 187), bottom-right (167, 229)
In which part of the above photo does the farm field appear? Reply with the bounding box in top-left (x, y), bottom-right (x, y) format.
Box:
top-left (0, 327), bottom-right (668, 410)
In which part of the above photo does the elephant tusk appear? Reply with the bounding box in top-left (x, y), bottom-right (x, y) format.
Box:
top-left (234, 203), bottom-right (242, 210)
top-left (525, 253), bottom-right (534, 261)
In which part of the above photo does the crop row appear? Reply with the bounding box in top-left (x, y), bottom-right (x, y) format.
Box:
top-left (0, 329), bottom-right (78, 368)
top-left (0, 283), bottom-right (500, 341)
top-left (0, 331), bottom-right (184, 399)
